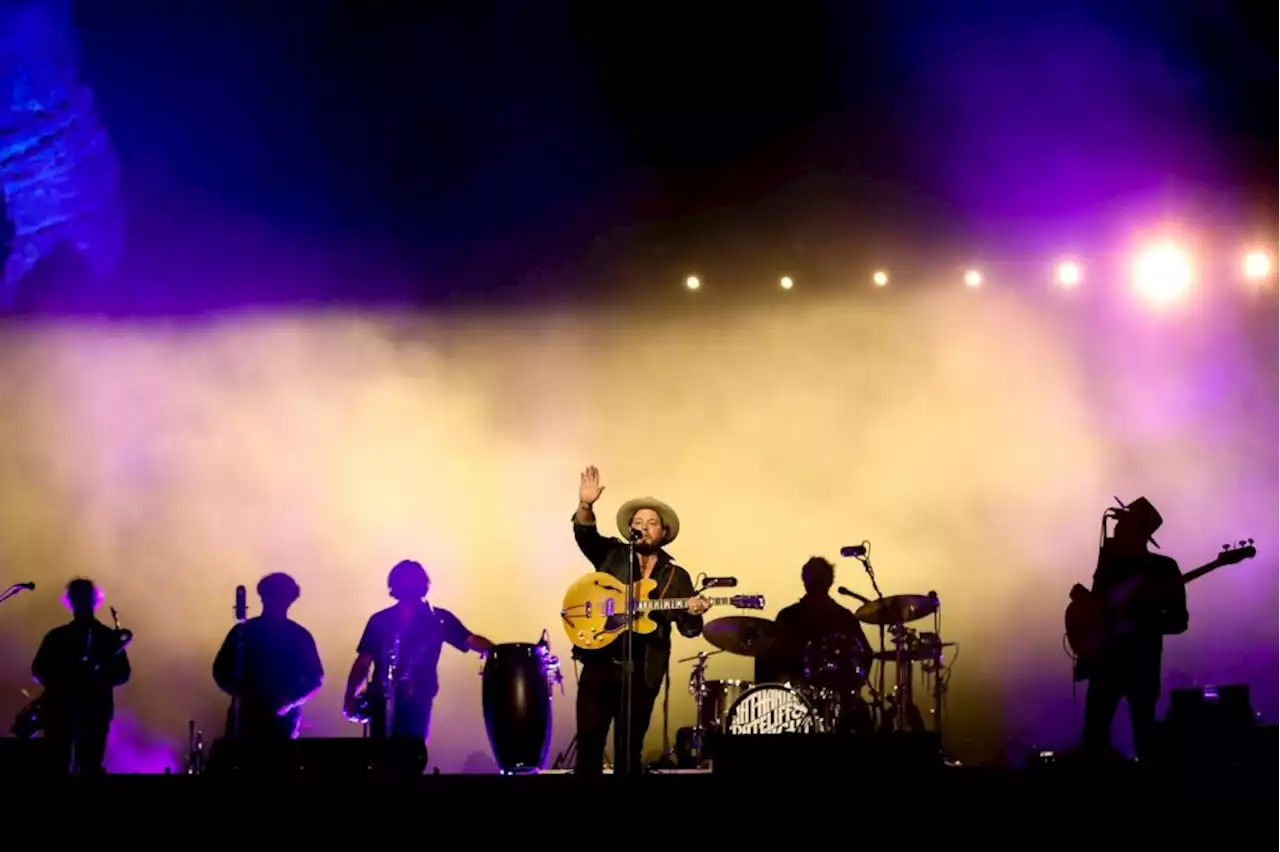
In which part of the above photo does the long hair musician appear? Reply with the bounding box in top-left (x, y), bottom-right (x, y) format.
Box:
top-left (30, 578), bottom-right (132, 775)
top-left (212, 572), bottom-right (324, 744)
top-left (343, 560), bottom-right (493, 743)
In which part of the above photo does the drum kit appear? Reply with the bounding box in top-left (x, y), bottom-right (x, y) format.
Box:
top-left (686, 590), bottom-right (954, 764)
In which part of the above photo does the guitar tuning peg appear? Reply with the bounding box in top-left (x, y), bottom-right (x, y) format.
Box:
top-left (1222, 544), bottom-right (1229, 551)
top-left (1238, 540), bottom-right (1246, 547)
top-left (1247, 538), bottom-right (1254, 545)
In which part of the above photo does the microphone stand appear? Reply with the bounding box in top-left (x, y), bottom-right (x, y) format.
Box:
top-left (620, 537), bottom-right (637, 777)
top-left (858, 554), bottom-right (889, 731)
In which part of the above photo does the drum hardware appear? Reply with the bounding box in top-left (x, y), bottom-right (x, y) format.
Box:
top-left (678, 649), bottom-right (726, 764)
top-left (840, 541), bottom-right (948, 736)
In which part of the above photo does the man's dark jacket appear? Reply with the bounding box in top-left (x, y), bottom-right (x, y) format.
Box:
top-left (572, 519), bottom-right (702, 688)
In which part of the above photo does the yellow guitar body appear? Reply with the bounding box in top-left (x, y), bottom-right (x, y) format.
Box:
top-left (560, 572), bottom-right (661, 651)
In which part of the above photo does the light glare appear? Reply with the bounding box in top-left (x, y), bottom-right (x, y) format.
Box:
top-left (685, 275), bottom-right (700, 291)
top-left (872, 270), bottom-right (888, 287)
top-left (1133, 243), bottom-right (1193, 303)
top-left (964, 269), bottom-right (982, 288)
top-left (1242, 251), bottom-right (1271, 280)
top-left (1055, 262), bottom-right (1081, 287)
top-left (780, 276), bottom-right (794, 290)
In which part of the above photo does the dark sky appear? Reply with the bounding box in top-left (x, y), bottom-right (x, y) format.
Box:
top-left (72, 0), bottom-right (1277, 306)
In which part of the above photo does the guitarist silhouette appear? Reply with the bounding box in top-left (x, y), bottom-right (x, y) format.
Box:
top-left (1071, 497), bottom-right (1187, 762)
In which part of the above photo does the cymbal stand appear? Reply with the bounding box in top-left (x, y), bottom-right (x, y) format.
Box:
top-left (856, 551), bottom-right (888, 729)
top-left (889, 624), bottom-right (916, 732)
top-left (678, 650), bottom-right (720, 766)
top-left (920, 601), bottom-right (947, 741)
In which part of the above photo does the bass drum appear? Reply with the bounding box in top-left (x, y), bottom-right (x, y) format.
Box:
top-left (481, 643), bottom-right (553, 774)
top-left (693, 679), bottom-right (753, 732)
top-left (725, 683), bottom-right (819, 735)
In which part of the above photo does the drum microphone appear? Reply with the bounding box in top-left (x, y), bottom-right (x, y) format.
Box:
top-left (839, 545), bottom-right (868, 558)
top-left (836, 586), bottom-right (871, 605)
top-left (701, 577), bottom-right (738, 588)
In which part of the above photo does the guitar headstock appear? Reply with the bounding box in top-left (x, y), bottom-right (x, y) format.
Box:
top-left (1216, 539), bottom-right (1257, 566)
top-left (730, 594), bottom-right (766, 610)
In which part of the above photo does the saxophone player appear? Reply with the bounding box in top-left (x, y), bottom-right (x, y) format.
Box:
top-left (343, 560), bottom-right (493, 743)
top-left (31, 578), bottom-right (131, 775)
top-left (212, 573), bottom-right (324, 745)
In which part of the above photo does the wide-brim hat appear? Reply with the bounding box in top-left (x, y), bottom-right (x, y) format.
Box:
top-left (1114, 496), bottom-right (1162, 547)
top-left (617, 496), bottom-right (680, 545)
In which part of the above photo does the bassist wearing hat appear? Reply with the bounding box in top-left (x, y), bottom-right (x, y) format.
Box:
top-left (572, 466), bottom-right (709, 775)
top-left (1074, 497), bottom-right (1188, 762)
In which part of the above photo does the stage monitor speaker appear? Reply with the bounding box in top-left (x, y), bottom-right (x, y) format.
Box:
top-left (714, 732), bottom-right (942, 778)
top-left (1156, 685), bottom-right (1261, 773)
top-left (207, 737), bottom-right (428, 777)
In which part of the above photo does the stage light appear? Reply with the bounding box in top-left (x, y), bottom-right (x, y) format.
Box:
top-left (964, 269), bottom-right (982, 288)
top-left (685, 275), bottom-right (700, 291)
top-left (1055, 262), bottom-right (1082, 287)
top-left (872, 270), bottom-right (888, 287)
top-left (1242, 250), bottom-right (1271, 281)
top-left (1132, 242), bottom-right (1193, 304)
top-left (780, 276), bottom-right (794, 290)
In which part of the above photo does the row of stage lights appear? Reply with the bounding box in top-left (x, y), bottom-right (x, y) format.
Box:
top-left (682, 245), bottom-right (1275, 304)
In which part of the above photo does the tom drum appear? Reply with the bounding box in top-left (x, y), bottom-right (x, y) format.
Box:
top-left (725, 683), bottom-right (819, 735)
top-left (693, 679), bottom-right (753, 731)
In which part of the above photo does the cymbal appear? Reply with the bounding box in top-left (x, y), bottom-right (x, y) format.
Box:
top-left (855, 594), bottom-right (938, 626)
top-left (702, 616), bottom-right (778, 657)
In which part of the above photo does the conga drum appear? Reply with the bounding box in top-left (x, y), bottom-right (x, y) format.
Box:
top-left (481, 643), bottom-right (553, 774)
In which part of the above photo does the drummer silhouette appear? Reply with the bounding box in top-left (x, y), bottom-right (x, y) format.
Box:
top-left (758, 557), bottom-right (872, 689)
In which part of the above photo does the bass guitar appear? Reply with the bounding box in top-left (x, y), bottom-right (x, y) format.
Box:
top-left (560, 571), bottom-right (765, 651)
top-left (1064, 540), bottom-right (1256, 674)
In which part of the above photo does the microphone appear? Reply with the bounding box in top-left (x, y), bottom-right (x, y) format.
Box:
top-left (839, 544), bottom-right (867, 558)
top-left (628, 528), bottom-right (644, 542)
top-left (701, 577), bottom-right (738, 589)
top-left (15, 582), bottom-right (35, 590)
top-left (836, 586), bottom-right (872, 605)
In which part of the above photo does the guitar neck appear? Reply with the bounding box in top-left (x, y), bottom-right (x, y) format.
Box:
top-left (637, 596), bottom-right (732, 612)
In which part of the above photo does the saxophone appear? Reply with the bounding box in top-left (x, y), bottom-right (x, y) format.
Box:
top-left (347, 628), bottom-right (403, 727)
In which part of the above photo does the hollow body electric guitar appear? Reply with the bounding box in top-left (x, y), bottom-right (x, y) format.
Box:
top-left (1065, 541), bottom-right (1256, 677)
top-left (561, 571), bottom-right (765, 651)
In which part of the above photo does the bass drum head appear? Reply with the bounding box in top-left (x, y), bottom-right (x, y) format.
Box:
top-left (725, 683), bottom-right (818, 735)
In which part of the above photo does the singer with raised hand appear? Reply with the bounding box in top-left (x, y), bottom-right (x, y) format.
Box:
top-left (212, 573), bottom-right (323, 748)
top-left (571, 465), bottom-right (709, 776)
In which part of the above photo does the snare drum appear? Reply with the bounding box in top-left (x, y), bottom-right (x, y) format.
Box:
top-left (725, 683), bottom-right (819, 735)
top-left (694, 679), bottom-right (753, 731)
